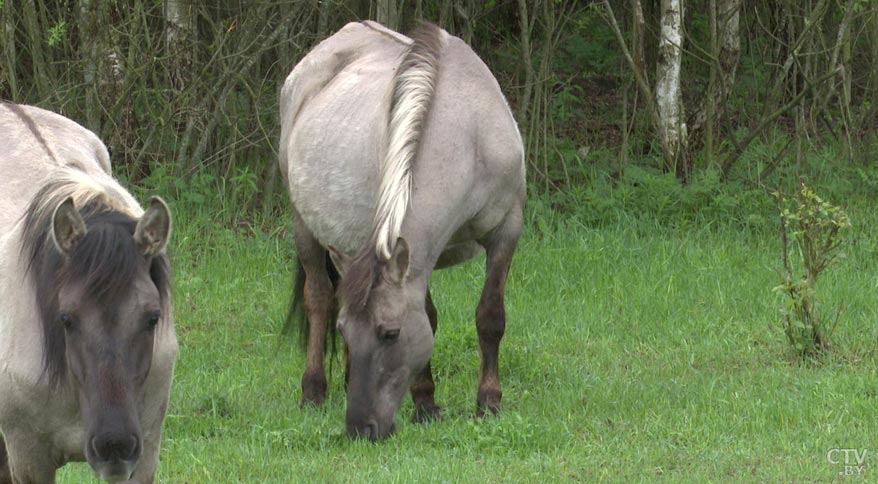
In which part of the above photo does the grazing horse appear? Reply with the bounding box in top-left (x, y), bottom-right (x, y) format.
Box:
top-left (0, 103), bottom-right (176, 483)
top-left (279, 21), bottom-right (524, 440)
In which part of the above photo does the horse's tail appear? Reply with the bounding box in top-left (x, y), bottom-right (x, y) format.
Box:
top-left (281, 253), bottom-right (339, 357)
top-left (371, 23), bottom-right (446, 260)
top-left (281, 258), bottom-right (308, 348)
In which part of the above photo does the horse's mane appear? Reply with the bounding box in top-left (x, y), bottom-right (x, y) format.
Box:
top-left (371, 22), bottom-right (446, 261)
top-left (19, 170), bottom-right (171, 386)
top-left (340, 23), bottom-right (446, 314)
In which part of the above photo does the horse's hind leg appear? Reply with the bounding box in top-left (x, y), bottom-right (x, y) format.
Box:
top-left (0, 435), bottom-right (10, 484)
top-left (294, 211), bottom-right (334, 406)
top-left (475, 211), bottom-right (522, 416)
top-left (411, 287), bottom-right (442, 423)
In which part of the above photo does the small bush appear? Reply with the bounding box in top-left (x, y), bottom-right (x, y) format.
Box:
top-left (774, 181), bottom-right (851, 360)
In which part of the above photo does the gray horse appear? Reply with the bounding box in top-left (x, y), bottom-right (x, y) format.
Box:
top-left (0, 103), bottom-right (176, 483)
top-left (280, 21), bottom-right (524, 440)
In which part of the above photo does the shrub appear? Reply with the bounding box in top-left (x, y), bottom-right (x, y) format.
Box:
top-left (774, 180), bottom-right (851, 360)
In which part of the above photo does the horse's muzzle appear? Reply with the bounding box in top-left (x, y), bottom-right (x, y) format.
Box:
top-left (345, 419), bottom-right (396, 441)
top-left (87, 432), bottom-right (141, 483)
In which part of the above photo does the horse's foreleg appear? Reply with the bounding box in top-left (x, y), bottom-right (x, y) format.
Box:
top-left (410, 288), bottom-right (442, 423)
top-left (294, 212), bottom-right (334, 407)
top-left (125, 428), bottom-right (160, 484)
top-left (475, 212), bottom-right (522, 416)
top-left (0, 432), bottom-right (56, 484)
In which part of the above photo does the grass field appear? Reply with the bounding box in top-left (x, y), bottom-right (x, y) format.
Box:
top-left (57, 183), bottom-right (878, 483)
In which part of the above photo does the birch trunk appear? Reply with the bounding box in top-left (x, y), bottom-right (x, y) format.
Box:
top-left (376, 0), bottom-right (399, 30)
top-left (22, 0), bottom-right (49, 101)
top-left (821, 0), bottom-right (856, 160)
top-left (318, 0), bottom-right (333, 38)
top-left (1, 0), bottom-right (17, 99)
top-left (517, 0), bottom-right (534, 130)
top-left (602, 0), bottom-right (669, 173)
top-left (78, 0), bottom-right (101, 131)
top-left (631, 0), bottom-right (647, 86)
top-left (689, 0), bottom-right (740, 156)
top-left (867, 7), bottom-right (878, 164)
top-left (655, 0), bottom-right (687, 177)
top-left (165, 0), bottom-right (193, 91)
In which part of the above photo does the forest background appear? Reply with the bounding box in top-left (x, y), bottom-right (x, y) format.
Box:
top-left (2, 1), bottom-right (878, 482)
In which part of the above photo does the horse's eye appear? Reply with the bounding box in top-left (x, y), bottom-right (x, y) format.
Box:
top-left (59, 313), bottom-right (73, 330)
top-left (378, 327), bottom-right (400, 343)
top-left (146, 311), bottom-right (161, 329)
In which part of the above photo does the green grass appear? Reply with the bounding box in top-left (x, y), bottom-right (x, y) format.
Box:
top-left (57, 192), bottom-right (878, 483)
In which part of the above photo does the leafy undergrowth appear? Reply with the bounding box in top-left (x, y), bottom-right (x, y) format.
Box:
top-left (57, 166), bottom-right (878, 483)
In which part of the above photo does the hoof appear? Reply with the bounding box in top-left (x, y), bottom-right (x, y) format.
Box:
top-left (300, 372), bottom-right (327, 407)
top-left (476, 389), bottom-right (501, 417)
top-left (412, 402), bottom-right (443, 424)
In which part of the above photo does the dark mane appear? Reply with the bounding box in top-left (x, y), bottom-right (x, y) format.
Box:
top-left (19, 180), bottom-right (171, 387)
top-left (338, 247), bottom-right (382, 320)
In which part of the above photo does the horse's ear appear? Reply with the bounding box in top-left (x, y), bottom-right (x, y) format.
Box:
top-left (328, 245), bottom-right (351, 276)
top-left (383, 237), bottom-right (409, 285)
top-left (52, 198), bottom-right (87, 256)
top-left (135, 196), bottom-right (172, 257)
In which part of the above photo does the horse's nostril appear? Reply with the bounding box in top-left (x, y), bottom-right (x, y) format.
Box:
top-left (90, 436), bottom-right (100, 457)
top-left (346, 420), bottom-right (380, 440)
top-left (365, 421), bottom-right (378, 441)
top-left (127, 434), bottom-right (140, 460)
top-left (91, 433), bottom-right (139, 461)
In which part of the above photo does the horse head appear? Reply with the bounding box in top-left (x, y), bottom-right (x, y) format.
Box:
top-left (42, 196), bottom-right (171, 481)
top-left (332, 238), bottom-right (433, 440)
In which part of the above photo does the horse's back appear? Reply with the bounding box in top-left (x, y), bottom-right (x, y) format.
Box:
top-left (0, 104), bottom-right (114, 232)
top-left (280, 23), bottom-right (524, 256)
top-left (423, 34), bottom-right (525, 196)
top-left (412, 34), bottom-right (525, 247)
top-left (280, 22), bottom-right (412, 252)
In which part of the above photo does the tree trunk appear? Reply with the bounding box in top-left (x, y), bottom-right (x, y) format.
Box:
top-left (705, 0), bottom-right (717, 166)
top-left (655, 0), bottom-right (688, 179)
top-left (165, 0), bottom-right (193, 92)
top-left (866, 4), bottom-right (878, 164)
top-left (317, 0), bottom-right (333, 38)
top-left (602, 0), bottom-right (671, 175)
top-left (517, 0), bottom-right (534, 130)
top-left (631, 0), bottom-right (647, 85)
top-left (376, 0), bottom-right (399, 30)
top-left (455, 0), bottom-right (474, 44)
top-left (823, 0), bottom-right (856, 161)
top-left (22, 0), bottom-right (49, 102)
top-left (1, 0), bottom-right (17, 99)
top-left (688, 0), bottom-right (740, 157)
top-left (79, 0), bottom-right (115, 133)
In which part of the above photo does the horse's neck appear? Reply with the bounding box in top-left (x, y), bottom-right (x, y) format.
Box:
top-left (0, 239), bottom-right (44, 382)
